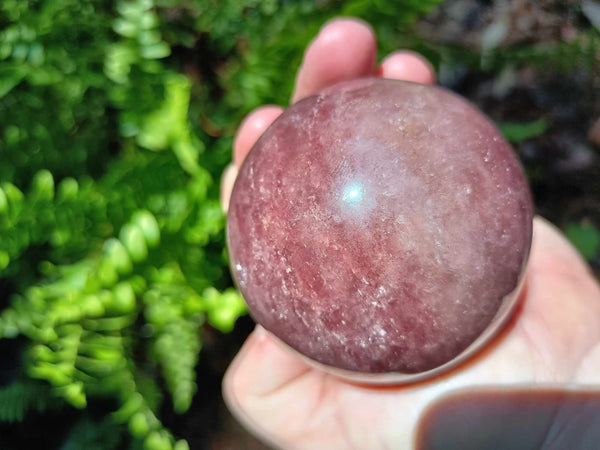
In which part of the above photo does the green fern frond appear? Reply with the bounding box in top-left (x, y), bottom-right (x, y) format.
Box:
top-left (202, 288), bottom-right (247, 333)
top-left (0, 379), bottom-right (63, 423)
top-left (60, 417), bottom-right (123, 450)
top-left (144, 281), bottom-right (203, 414)
top-left (152, 317), bottom-right (202, 414)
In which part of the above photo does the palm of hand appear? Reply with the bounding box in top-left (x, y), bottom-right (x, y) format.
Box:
top-left (220, 19), bottom-right (600, 449)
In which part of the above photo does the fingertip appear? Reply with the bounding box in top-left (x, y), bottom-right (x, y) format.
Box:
top-left (292, 18), bottom-right (377, 103)
top-left (378, 50), bottom-right (436, 85)
top-left (233, 105), bottom-right (283, 167)
top-left (530, 216), bottom-right (595, 278)
top-left (318, 17), bottom-right (375, 47)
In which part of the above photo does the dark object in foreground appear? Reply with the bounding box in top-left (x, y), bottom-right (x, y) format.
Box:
top-left (227, 78), bottom-right (533, 381)
top-left (416, 389), bottom-right (600, 450)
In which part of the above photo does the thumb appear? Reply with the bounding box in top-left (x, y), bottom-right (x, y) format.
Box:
top-left (222, 326), bottom-right (314, 448)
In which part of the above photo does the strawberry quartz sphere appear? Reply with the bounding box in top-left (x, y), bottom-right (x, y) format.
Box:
top-left (227, 78), bottom-right (533, 383)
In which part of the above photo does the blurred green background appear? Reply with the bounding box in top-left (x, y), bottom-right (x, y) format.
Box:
top-left (0, 0), bottom-right (598, 449)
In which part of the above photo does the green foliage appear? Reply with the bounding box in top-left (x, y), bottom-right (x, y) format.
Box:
top-left (0, 379), bottom-right (64, 422)
top-left (60, 416), bottom-right (123, 450)
top-left (482, 31), bottom-right (599, 73)
top-left (499, 118), bottom-right (551, 143)
top-left (566, 222), bottom-right (600, 261)
top-left (0, 0), bottom-right (115, 185)
top-left (431, 29), bottom-right (599, 76)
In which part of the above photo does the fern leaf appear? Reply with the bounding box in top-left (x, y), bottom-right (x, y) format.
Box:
top-left (153, 317), bottom-right (202, 414)
top-left (0, 379), bottom-right (63, 423)
top-left (60, 416), bottom-right (123, 450)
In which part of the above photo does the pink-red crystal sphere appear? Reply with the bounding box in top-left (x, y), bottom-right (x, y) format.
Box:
top-left (227, 78), bottom-right (533, 380)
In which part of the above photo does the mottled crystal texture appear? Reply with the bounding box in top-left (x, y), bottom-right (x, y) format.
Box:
top-left (227, 78), bottom-right (533, 378)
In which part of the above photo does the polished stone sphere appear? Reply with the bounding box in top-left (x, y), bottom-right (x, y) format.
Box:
top-left (227, 78), bottom-right (533, 382)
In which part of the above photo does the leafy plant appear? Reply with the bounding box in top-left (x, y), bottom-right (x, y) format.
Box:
top-left (566, 221), bottom-right (600, 261)
top-left (499, 118), bottom-right (551, 143)
top-left (60, 416), bottom-right (123, 450)
top-left (0, 379), bottom-right (64, 423)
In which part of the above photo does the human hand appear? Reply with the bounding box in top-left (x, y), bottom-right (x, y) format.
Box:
top-left (220, 19), bottom-right (600, 449)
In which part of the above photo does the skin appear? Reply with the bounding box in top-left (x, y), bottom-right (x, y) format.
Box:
top-left (220, 19), bottom-right (600, 449)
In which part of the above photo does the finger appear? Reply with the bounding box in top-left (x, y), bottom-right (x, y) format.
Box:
top-left (233, 105), bottom-right (284, 167)
top-left (223, 327), bottom-right (317, 448)
top-left (220, 163), bottom-right (238, 213)
top-left (226, 106), bottom-right (283, 213)
top-left (529, 216), bottom-right (596, 276)
top-left (223, 327), bottom-right (313, 408)
top-left (291, 18), bottom-right (377, 103)
top-left (377, 50), bottom-right (436, 85)
top-left (517, 217), bottom-right (600, 376)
